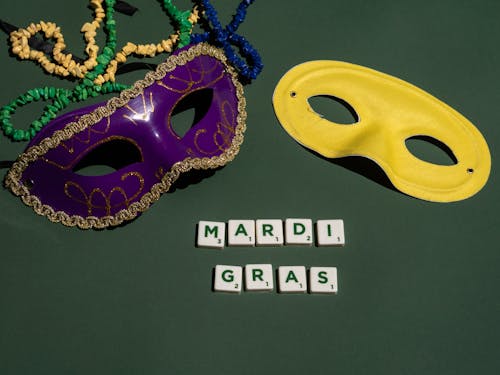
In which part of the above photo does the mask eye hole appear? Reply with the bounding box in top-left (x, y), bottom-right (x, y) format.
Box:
top-left (308, 95), bottom-right (358, 125)
top-left (405, 136), bottom-right (457, 166)
top-left (72, 138), bottom-right (143, 176)
top-left (171, 88), bottom-right (214, 138)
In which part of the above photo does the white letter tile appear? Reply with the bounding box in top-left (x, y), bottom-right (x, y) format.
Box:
top-left (285, 218), bottom-right (313, 245)
top-left (309, 267), bottom-right (338, 294)
top-left (197, 221), bottom-right (226, 249)
top-left (256, 219), bottom-right (284, 246)
top-left (316, 219), bottom-right (345, 246)
top-left (278, 266), bottom-right (307, 293)
top-left (245, 264), bottom-right (274, 291)
top-left (214, 265), bottom-right (242, 293)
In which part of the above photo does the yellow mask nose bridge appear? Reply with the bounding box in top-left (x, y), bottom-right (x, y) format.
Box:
top-left (272, 60), bottom-right (491, 202)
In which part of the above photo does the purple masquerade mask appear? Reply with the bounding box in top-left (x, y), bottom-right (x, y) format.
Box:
top-left (5, 43), bottom-right (246, 229)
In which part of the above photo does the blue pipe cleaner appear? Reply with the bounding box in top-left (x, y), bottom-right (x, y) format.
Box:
top-left (191, 0), bottom-right (263, 81)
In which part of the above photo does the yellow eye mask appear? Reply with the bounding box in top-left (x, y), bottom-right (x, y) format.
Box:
top-left (272, 60), bottom-right (491, 202)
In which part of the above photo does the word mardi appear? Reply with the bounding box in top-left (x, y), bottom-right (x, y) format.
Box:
top-left (197, 219), bottom-right (345, 248)
top-left (214, 264), bottom-right (338, 294)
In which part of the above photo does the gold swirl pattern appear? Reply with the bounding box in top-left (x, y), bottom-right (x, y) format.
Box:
top-left (123, 92), bottom-right (155, 126)
top-left (191, 100), bottom-right (236, 155)
top-left (156, 54), bottom-right (221, 94)
top-left (155, 166), bottom-right (167, 181)
top-left (42, 135), bottom-right (144, 170)
top-left (64, 171), bottom-right (145, 216)
top-left (59, 115), bottom-right (110, 153)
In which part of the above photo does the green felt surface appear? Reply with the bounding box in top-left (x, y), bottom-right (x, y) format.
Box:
top-left (1, 0), bottom-right (499, 374)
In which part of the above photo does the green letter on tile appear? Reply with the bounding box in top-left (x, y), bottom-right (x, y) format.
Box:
top-left (293, 223), bottom-right (305, 235)
top-left (262, 224), bottom-right (274, 236)
top-left (286, 271), bottom-right (299, 283)
top-left (252, 269), bottom-right (264, 281)
top-left (235, 224), bottom-right (248, 236)
top-left (205, 225), bottom-right (218, 238)
top-left (318, 271), bottom-right (328, 284)
top-left (222, 270), bottom-right (234, 282)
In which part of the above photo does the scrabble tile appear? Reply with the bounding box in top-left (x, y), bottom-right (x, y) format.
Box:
top-left (309, 267), bottom-right (338, 294)
top-left (256, 219), bottom-right (284, 246)
top-left (213, 265), bottom-right (242, 293)
top-left (278, 266), bottom-right (307, 293)
top-left (197, 221), bottom-right (226, 248)
top-left (227, 220), bottom-right (255, 246)
top-left (285, 218), bottom-right (313, 245)
top-left (316, 219), bottom-right (345, 246)
top-left (245, 264), bottom-right (274, 291)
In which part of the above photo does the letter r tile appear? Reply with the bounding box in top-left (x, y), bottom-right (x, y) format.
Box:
top-left (245, 264), bottom-right (274, 291)
top-left (256, 219), bottom-right (284, 246)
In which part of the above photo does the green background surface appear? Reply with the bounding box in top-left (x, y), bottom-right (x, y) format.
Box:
top-left (1, 0), bottom-right (499, 374)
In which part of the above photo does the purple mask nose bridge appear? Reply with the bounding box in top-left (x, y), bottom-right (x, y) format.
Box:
top-left (5, 43), bottom-right (246, 229)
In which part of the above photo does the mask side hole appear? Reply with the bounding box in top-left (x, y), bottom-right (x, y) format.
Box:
top-left (73, 139), bottom-right (142, 176)
top-left (308, 95), bottom-right (358, 125)
top-left (171, 88), bottom-right (214, 138)
top-left (405, 136), bottom-right (458, 166)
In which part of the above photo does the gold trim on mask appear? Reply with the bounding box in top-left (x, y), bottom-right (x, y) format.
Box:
top-left (5, 43), bottom-right (247, 229)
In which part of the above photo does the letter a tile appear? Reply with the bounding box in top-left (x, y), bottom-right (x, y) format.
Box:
top-left (278, 266), bottom-right (307, 293)
top-left (228, 220), bottom-right (255, 246)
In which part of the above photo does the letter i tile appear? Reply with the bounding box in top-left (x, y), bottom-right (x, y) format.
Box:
top-left (316, 219), bottom-right (345, 246)
top-left (214, 265), bottom-right (242, 293)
